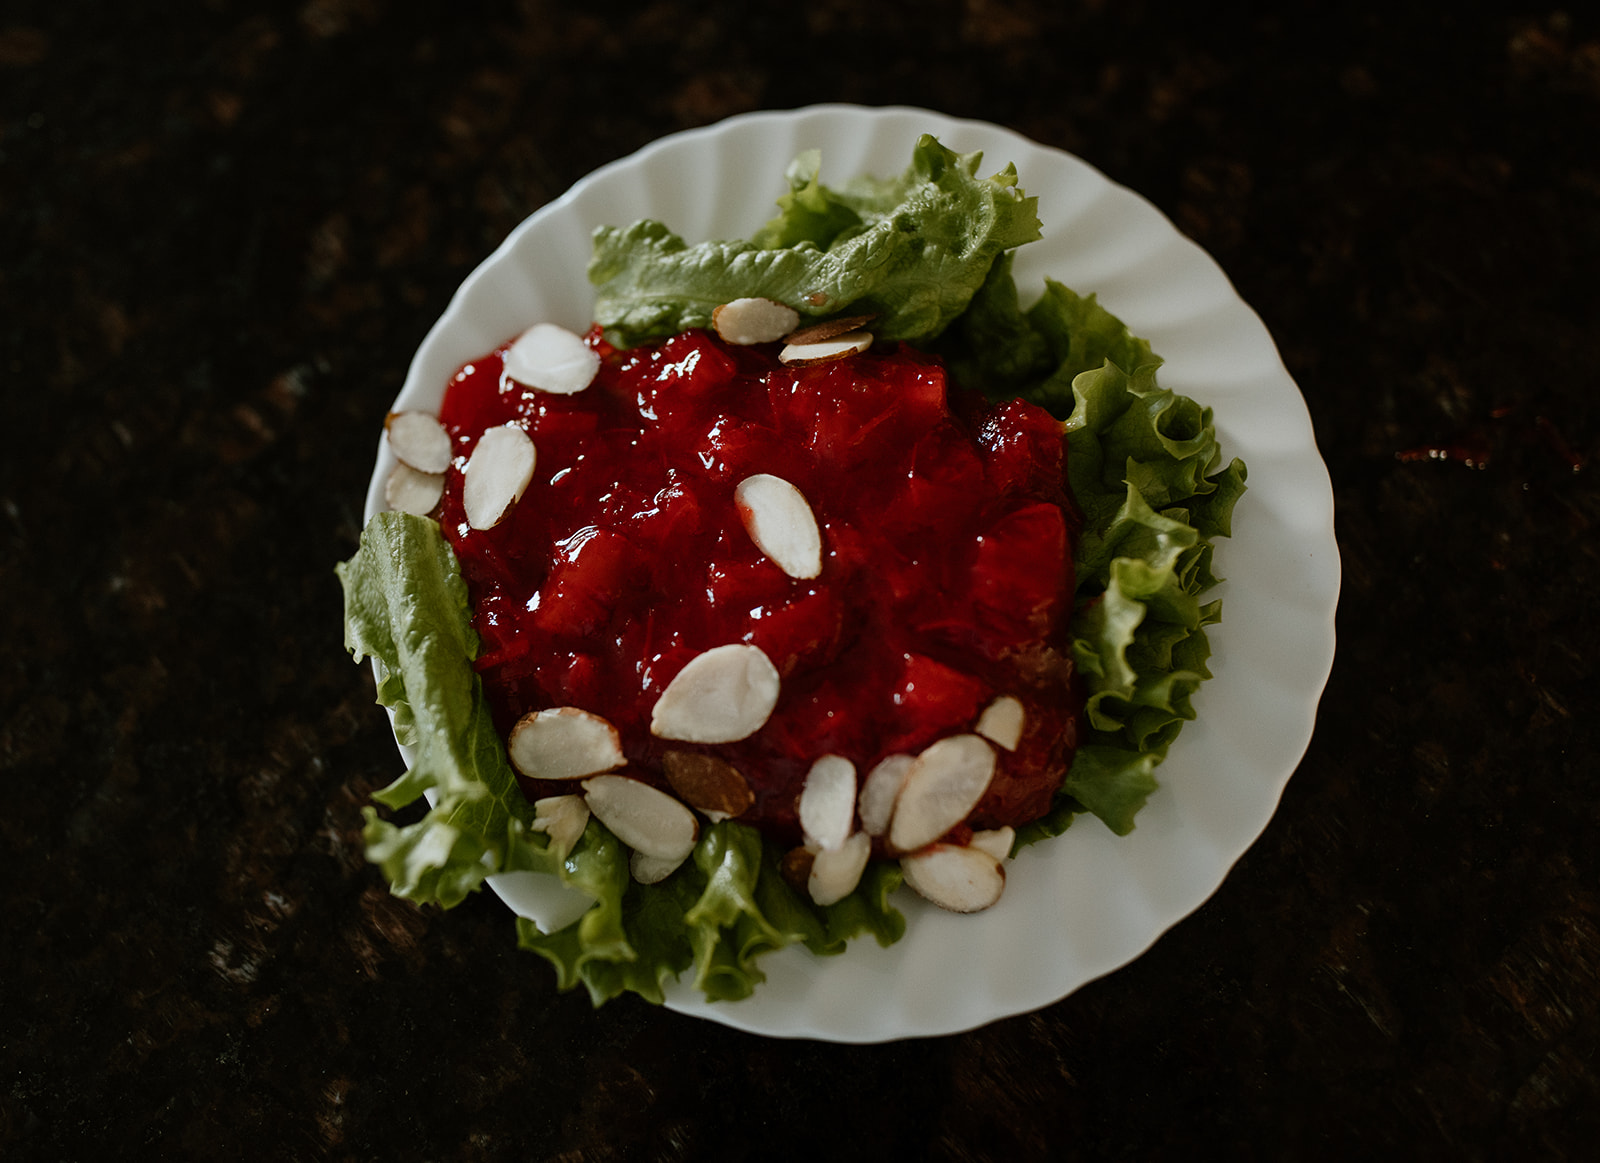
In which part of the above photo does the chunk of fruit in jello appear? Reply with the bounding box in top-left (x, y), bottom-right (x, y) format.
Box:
top-left (530, 527), bottom-right (643, 636)
top-left (630, 330), bottom-right (739, 427)
top-left (744, 588), bottom-right (847, 677)
top-left (965, 502), bottom-right (1070, 650)
top-left (704, 551), bottom-right (790, 613)
top-left (768, 348), bottom-right (948, 468)
top-left (761, 677), bottom-right (870, 766)
top-left (884, 422), bottom-right (986, 538)
top-left (978, 398), bottom-right (1067, 498)
top-left (624, 480), bottom-right (706, 550)
top-left (883, 652), bottom-right (987, 755)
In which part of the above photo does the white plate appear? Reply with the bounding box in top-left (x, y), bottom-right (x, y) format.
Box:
top-left (364, 105), bottom-right (1340, 1042)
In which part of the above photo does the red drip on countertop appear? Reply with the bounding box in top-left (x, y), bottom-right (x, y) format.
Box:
top-left (435, 325), bottom-right (1082, 847)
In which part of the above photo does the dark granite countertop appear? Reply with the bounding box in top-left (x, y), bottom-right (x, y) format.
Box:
top-left (4, 2), bottom-right (1597, 1158)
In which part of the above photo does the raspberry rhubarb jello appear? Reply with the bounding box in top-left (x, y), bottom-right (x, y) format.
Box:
top-left (387, 308), bottom-right (1083, 913)
top-left (343, 134), bottom-right (1245, 1007)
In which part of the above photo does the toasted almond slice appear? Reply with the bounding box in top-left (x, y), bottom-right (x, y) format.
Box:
top-left (734, 473), bottom-right (822, 579)
top-left (779, 329), bottom-right (873, 366)
top-left (901, 843), bottom-right (1006, 913)
top-left (630, 848), bottom-right (689, 885)
top-left (780, 846), bottom-right (815, 893)
top-left (531, 794), bottom-right (590, 857)
top-left (858, 754), bottom-right (914, 837)
top-left (462, 424), bottom-right (536, 530)
top-left (385, 410), bottom-right (452, 474)
top-left (975, 695), bottom-right (1025, 751)
top-left (662, 751), bottom-right (755, 819)
top-left (650, 643), bottom-right (781, 743)
top-left (797, 755), bottom-right (856, 852)
top-left (384, 463), bottom-right (445, 515)
top-left (503, 322), bottom-right (600, 395)
top-left (969, 826), bottom-right (1016, 863)
top-left (508, 707), bottom-right (625, 781)
top-left (886, 734), bottom-right (997, 854)
top-left (582, 775), bottom-right (699, 863)
top-left (808, 830), bottom-right (871, 907)
top-left (712, 297), bottom-right (800, 345)
top-left (782, 313), bottom-right (876, 346)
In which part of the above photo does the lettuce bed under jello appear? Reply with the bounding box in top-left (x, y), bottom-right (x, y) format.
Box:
top-left (337, 136), bottom-right (1245, 1005)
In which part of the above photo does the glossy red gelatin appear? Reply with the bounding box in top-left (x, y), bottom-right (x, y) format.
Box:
top-left (434, 326), bottom-right (1082, 847)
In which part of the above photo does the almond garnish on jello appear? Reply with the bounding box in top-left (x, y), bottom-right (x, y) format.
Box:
top-left (507, 707), bottom-right (626, 781)
top-left (385, 410), bottom-right (453, 474)
top-left (630, 849), bottom-right (689, 885)
top-left (781, 313), bottom-right (876, 346)
top-left (461, 423), bottom-right (536, 530)
top-left (734, 473), bottom-right (823, 580)
top-left (857, 754), bottom-right (914, 838)
top-left (384, 463), bottom-right (444, 515)
top-left (650, 643), bottom-right (782, 744)
top-left (975, 695), bottom-right (1025, 751)
top-left (797, 754), bottom-right (857, 853)
top-left (711, 297), bottom-right (800, 345)
top-left (662, 751), bottom-right (755, 821)
top-left (809, 830), bottom-right (871, 906)
top-left (581, 775), bottom-right (699, 867)
top-left (901, 842), bottom-right (1007, 913)
top-left (530, 794), bottom-right (590, 858)
top-left (969, 826), bottom-right (1016, 862)
top-left (503, 322), bottom-right (600, 394)
top-left (778, 330), bottom-right (873, 366)
top-left (886, 734), bottom-right (997, 855)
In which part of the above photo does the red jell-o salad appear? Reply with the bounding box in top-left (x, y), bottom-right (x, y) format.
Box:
top-left (341, 135), bottom-right (1244, 1005)
top-left (416, 317), bottom-right (1082, 909)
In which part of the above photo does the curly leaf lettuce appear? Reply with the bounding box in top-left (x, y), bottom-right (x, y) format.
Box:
top-left (589, 134), bottom-right (1041, 346)
top-left (994, 284), bottom-right (1246, 844)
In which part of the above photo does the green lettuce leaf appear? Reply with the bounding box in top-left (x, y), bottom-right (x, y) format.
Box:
top-left (589, 134), bottom-right (1042, 347)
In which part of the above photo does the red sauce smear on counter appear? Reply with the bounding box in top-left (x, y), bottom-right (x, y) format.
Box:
top-left (434, 325), bottom-right (1082, 848)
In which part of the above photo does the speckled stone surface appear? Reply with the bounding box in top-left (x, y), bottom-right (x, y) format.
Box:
top-left (3, 2), bottom-right (1597, 1158)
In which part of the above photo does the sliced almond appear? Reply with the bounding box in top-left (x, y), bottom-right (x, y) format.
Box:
top-left (508, 707), bottom-right (625, 781)
top-left (975, 695), bottom-right (1025, 752)
top-left (808, 830), bottom-right (871, 907)
top-left (969, 826), bottom-right (1016, 863)
top-left (734, 474), bottom-right (822, 580)
top-left (630, 848), bottom-right (689, 885)
top-left (901, 843), bottom-right (1006, 913)
top-left (649, 643), bottom-right (781, 743)
top-left (797, 755), bottom-right (856, 852)
top-left (385, 410), bottom-right (452, 474)
top-left (780, 846), bottom-right (815, 893)
top-left (782, 314), bottom-right (876, 346)
top-left (662, 751), bottom-right (754, 819)
top-left (712, 298), bottom-right (800, 345)
top-left (530, 794), bottom-right (590, 857)
top-left (462, 424), bottom-right (536, 530)
top-left (503, 322), bottom-right (600, 395)
top-left (779, 329), bottom-right (873, 367)
top-left (384, 463), bottom-right (445, 515)
top-left (581, 775), bottom-right (699, 863)
top-left (886, 734), bottom-right (996, 854)
top-left (858, 754), bottom-right (914, 837)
